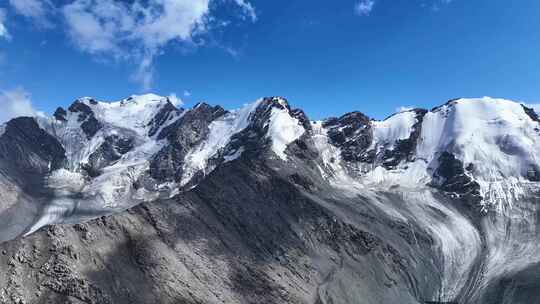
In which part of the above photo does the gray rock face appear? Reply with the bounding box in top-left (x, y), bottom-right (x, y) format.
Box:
top-left (150, 103), bottom-right (227, 183)
top-left (83, 135), bottom-right (134, 177)
top-left (0, 117), bottom-right (66, 190)
top-left (380, 109), bottom-right (427, 169)
top-left (53, 107), bottom-right (67, 122)
top-left (431, 151), bottom-right (482, 207)
top-left (521, 104), bottom-right (540, 123)
top-left (323, 111), bottom-right (374, 163)
top-left (68, 101), bottom-right (102, 139)
top-left (1, 96), bottom-right (540, 304)
top-left (147, 99), bottom-right (182, 137)
top-left (0, 157), bottom-right (442, 304)
top-left (0, 117), bottom-right (67, 243)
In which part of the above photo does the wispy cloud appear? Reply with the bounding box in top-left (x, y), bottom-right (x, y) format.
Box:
top-left (183, 90), bottom-right (192, 97)
top-left (234, 0), bottom-right (257, 22)
top-left (430, 0), bottom-right (454, 11)
top-left (354, 0), bottom-right (375, 16)
top-left (9, 0), bottom-right (55, 28)
top-left (356, 0), bottom-right (454, 16)
top-left (0, 8), bottom-right (10, 40)
top-left (59, 0), bottom-right (256, 91)
top-left (167, 93), bottom-right (184, 107)
top-left (0, 87), bottom-right (40, 124)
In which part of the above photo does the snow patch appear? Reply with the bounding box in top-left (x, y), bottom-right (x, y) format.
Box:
top-left (371, 111), bottom-right (417, 151)
top-left (311, 121), bottom-right (354, 183)
top-left (46, 169), bottom-right (86, 195)
top-left (267, 107), bottom-right (305, 160)
top-left (83, 94), bottom-right (176, 136)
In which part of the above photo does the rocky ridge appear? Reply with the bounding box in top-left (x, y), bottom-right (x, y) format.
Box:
top-left (0, 95), bottom-right (540, 303)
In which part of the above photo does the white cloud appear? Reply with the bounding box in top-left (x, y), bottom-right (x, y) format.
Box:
top-left (62, 0), bottom-right (133, 55)
top-left (9, 0), bottom-right (55, 28)
top-left (222, 45), bottom-right (240, 58)
top-left (131, 50), bottom-right (156, 91)
top-left (355, 0), bottom-right (375, 16)
top-left (61, 0), bottom-right (256, 90)
top-left (234, 0), bottom-right (257, 22)
top-left (0, 8), bottom-right (10, 40)
top-left (183, 90), bottom-right (192, 97)
top-left (0, 87), bottom-right (39, 124)
top-left (167, 93), bottom-right (184, 107)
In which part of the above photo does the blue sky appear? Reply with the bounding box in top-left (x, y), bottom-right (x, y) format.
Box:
top-left (0, 0), bottom-right (539, 121)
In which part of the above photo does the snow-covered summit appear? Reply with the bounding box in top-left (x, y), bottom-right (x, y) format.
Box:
top-left (172, 96), bottom-right (308, 186)
top-left (418, 97), bottom-right (540, 211)
top-left (29, 95), bottom-right (540, 214)
top-left (315, 97), bottom-right (540, 213)
top-left (4, 95), bottom-right (540, 304)
top-left (417, 97), bottom-right (540, 179)
top-left (71, 94), bottom-right (182, 137)
top-left (371, 109), bottom-right (420, 152)
top-left (3, 94), bottom-right (540, 241)
top-left (20, 94), bottom-right (187, 235)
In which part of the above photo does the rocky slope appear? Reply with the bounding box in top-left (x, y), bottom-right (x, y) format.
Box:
top-left (1, 95), bottom-right (540, 303)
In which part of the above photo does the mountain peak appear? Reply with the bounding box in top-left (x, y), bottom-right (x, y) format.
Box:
top-left (3, 96), bottom-right (540, 304)
top-left (264, 96), bottom-right (289, 107)
top-left (65, 95), bottom-right (182, 138)
top-left (2, 95), bottom-right (540, 241)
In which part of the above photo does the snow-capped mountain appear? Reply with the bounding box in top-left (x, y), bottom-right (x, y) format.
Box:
top-left (316, 98), bottom-right (540, 213)
top-left (1, 95), bottom-right (539, 304)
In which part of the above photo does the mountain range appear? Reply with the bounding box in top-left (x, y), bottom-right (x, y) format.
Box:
top-left (1, 95), bottom-right (539, 304)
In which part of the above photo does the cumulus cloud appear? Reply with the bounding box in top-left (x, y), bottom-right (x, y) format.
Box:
top-left (0, 87), bottom-right (39, 124)
top-left (355, 0), bottom-right (375, 16)
top-left (9, 0), bottom-right (55, 27)
top-left (61, 0), bottom-right (256, 90)
top-left (0, 8), bottom-right (10, 40)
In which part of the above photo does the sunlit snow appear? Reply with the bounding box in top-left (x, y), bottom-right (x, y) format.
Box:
top-left (267, 107), bottom-right (305, 160)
